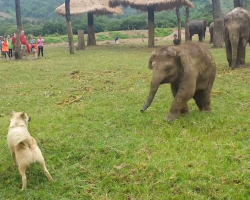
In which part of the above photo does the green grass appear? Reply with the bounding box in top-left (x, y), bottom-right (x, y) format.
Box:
top-left (0, 40), bottom-right (250, 199)
top-left (39, 28), bottom-right (171, 44)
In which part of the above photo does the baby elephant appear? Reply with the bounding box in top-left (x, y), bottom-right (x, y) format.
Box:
top-left (140, 42), bottom-right (216, 121)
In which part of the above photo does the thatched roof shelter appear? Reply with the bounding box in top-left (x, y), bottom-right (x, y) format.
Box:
top-left (109, 0), bottom-right (194, 47)
top-left (55, 0), bottom-right (123, 45)
top-left (109, 0), bottom-right (194, 11)
top-left (55, 0), bottom-right (123, 16)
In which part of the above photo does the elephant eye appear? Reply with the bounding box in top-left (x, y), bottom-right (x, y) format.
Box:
top-left (165, 66), bottom-right (173, 71)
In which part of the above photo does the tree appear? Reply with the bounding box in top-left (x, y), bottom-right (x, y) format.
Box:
top-left (234, 0), bottom-right (243, 7)
top-left (212, 0), bottom-right (224, 48)
top-left (14, 0), bottom-right (22, 59)
top-left (65, 0), bottom-right (74, 54)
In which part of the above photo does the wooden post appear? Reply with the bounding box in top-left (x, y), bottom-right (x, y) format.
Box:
top-left (77, 30), bottom-right (85, 50)
top-left (14, 0), bottom-right (22, 59)
top-left (87, 12), bottom-right (96, 46)
top-left (234, 0), bottom-right (243, 7)
top-left (185, 7), bottom-right (190, 42)
top-left (147, 6), bottom-right (155, 47)
top-left (65, 0), bottom-right (74, 54)
top-left (176, 8), bottom-right (181, 42)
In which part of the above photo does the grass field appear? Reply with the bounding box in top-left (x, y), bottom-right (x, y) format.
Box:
top-left (0, 40), bottom-right (250, 199)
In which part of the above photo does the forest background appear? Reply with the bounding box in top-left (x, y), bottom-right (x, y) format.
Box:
top-left (0, 0), bottom-right (249, 37)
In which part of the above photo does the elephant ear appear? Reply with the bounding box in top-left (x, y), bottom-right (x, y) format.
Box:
top-left (177, 51), bottom-right (192, 74)
top-left (148, 51), bottom-right (157, 69)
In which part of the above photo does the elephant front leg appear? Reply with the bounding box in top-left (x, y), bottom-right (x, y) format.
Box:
top-left (170, 84), bottom-right (189, 115)
top-left (193, 90), bottom-right (211, 111)
top-left (225, 37), bottom-right (232, 67)
top-left (166, 97), bottom-right (189, 121)
top-left (238, 42), bottom-right (246, 67)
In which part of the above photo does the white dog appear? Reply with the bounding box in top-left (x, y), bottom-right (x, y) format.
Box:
top-left (7, 111), bottom-right (53, 190)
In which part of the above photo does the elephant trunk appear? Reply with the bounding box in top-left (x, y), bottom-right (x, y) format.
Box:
top-left (229, 24), bottom-right (240, 69)
top-left (140, 80), bottom-right (160, 112)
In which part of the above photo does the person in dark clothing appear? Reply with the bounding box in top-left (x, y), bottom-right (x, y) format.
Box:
top-left (173, 34), bottom-right (181, 45)
top-left (115, 36), bottom-right (119, 43)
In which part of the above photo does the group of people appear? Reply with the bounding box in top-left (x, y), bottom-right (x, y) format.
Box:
top-left (0, 30), bottom-right (45, 60)
top-left (0, 35), bottom-right (14, 59)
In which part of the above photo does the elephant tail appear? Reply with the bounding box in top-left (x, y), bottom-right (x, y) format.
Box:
top-left (228, 23), bottom-right (240, 69)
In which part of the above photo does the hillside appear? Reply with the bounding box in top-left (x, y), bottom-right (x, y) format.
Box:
top-left (0, 0), bottom-right (64, 20)
top-left (0, 0), bottom-right (235, 20)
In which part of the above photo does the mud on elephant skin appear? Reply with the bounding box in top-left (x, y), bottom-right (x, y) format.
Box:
top-left (189, 20), bottom-right (208, 42)
top-left (224, 7), bottom-right (250, 69)
top-left (140, 42), bottom-right (216, 121)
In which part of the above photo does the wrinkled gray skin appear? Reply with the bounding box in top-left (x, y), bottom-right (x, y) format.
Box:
top-left (141, 42), bottom-right (216, 121)
top-left (224, 7), bottom-right (250, 69)
top-left (209, 22), bottom-right (214, 43)
top-left (189, 20), bottom-right (208, 42)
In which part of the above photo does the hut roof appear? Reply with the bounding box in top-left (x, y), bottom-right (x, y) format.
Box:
top-left (109, 0), bottom-right (194, 12)
top-left (55, 0), bottom-right (123, 16)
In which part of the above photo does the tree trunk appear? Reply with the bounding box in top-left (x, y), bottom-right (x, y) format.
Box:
top-left (147, 6), bottom-right (155, 47)
top-left (65, 0), bottom-right (74, 54)
top-left (212, 0), bottom-right (224, 48)
top-left (77, 30), bottom-right (85, 50)
top-left (14, 0), bottom-right (22, 60)
top-left (87, 12), bottom-right (96, 46)
top-left (176, 8), bottom-right (181, 42)
top-left (234, 0), bottom-right (243, 7)
top-left (185, 7), bottom-right (190, 42)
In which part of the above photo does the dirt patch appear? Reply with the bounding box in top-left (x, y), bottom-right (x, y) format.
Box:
top-left (0, 11), bottom-right (12, 18)
top-left (45, 29), bottom-right (211, 48)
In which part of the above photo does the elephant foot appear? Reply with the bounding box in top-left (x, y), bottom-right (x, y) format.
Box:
top-left (201, 106), bottom-right (211, 112)
top-left (165, 112), bottom-right (178, 122)
top-left (180, 107), bottom-right (189, 114)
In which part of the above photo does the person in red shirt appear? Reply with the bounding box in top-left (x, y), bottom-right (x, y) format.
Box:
top-left (20, 30), bottom-right (30, 58)
top-left (12, 33), bottom-right (16, 52)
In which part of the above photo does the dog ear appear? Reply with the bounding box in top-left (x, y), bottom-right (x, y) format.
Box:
top-left (11, 110), bottom-right (15, 116)
top-left (20, 111), bottom-right (26, 119)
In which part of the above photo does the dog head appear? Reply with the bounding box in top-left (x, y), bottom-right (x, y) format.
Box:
top-left (10, 111), bottom-right (31, 128)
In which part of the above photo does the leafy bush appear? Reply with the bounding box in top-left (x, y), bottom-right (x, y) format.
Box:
top-left (43, 37), bottom-right (62, 44)
top-left (109, 31), bottom-right (130, 39)
top-left (155, 28), bottom-right (172, 37)
top-left (96, 34), bottom-right (112, 41)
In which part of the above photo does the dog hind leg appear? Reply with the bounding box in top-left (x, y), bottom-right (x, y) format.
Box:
top-left (18, 164), bottom-right (27, 190)
top-left (11, 151), bottom-right (17, 166)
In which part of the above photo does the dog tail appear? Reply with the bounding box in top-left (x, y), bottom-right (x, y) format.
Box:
top-left (8, 131), bottom-right (32, 147)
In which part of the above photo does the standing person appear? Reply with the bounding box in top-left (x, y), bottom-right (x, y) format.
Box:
top-left (173, 33), bottom-right (181, 45)
top-left (37, 35), bottom-right (44, 57)
top-left (29, 35), bottom-right (37, 59)
top-left (7, 35), bottom-right (13, 58)
top-left (0, 36), bottom-right (2, 59)
top-left (2, 37), bottom-right (10, 59)
top-left (12, 33), bottom-right (16, 52)
top-left (115, 36), bottom-right (119, 43)
top-left (20, 30), bottom-right (29, 58)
